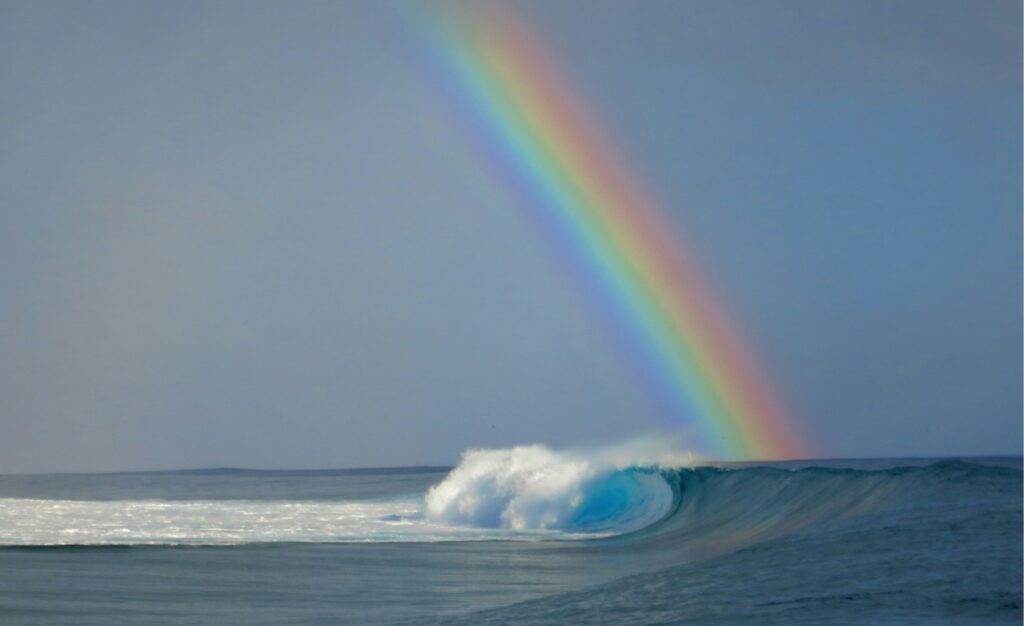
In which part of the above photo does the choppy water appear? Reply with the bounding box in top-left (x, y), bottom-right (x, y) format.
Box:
top-left (0, 447), bottom-right (1020, 624)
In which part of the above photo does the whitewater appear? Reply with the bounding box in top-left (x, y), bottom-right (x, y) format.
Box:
top-left (0, 444), bottom-right (683, 545)
top-left (0, 444), bottom-right (1020, 624)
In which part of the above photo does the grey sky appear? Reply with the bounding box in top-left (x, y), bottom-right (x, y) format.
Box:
top-left (1, 0), bottom-right (1019, 472)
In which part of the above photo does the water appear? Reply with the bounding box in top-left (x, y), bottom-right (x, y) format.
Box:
top-left (0, 446), bottom-right (1020, 624)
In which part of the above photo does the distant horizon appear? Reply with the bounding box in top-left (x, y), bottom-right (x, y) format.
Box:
top-left (4, 452), bottom-right (1021, 477)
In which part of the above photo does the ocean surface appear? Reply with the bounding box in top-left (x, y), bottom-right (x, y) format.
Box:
top-left (0, 447), bottom-right (1020, 625)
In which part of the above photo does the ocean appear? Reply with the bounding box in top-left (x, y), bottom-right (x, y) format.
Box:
top-left (0, 447), bottom-right (1020, 625)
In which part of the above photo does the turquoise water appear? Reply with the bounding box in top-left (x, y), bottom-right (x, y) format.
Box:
top-left (0, 454), bottom-right (1019, 624)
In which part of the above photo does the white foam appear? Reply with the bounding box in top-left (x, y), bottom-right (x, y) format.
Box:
top-left (424, 442), bottom-right (681, 532)
top-left (0, 496), bottom-right (570, 545)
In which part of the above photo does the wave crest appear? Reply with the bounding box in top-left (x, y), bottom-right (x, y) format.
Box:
top-left (423, 445), bottom-right (679, 534)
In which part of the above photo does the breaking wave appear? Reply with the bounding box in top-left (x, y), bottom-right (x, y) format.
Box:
top-left (423, 445), bottom-right (680, 534)
top-left (0, 443), bottom-right (1017, 548)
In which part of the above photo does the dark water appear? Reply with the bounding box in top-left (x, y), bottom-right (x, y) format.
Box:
top-left (0, 455), bottom-right (1020, 625)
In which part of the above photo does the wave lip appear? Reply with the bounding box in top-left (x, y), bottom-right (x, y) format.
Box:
top-left (423, 445), bottom-right (679, 535)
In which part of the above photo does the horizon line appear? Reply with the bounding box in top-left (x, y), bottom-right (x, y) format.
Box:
top-left (2, 453), bottom-right (1021, 478)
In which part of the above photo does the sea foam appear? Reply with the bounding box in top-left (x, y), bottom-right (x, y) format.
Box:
top-left (424, 443), bottom-right (681, 533)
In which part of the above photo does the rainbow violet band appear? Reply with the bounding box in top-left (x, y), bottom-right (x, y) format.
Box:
top-left (421, 5), bottom-right (805, 460)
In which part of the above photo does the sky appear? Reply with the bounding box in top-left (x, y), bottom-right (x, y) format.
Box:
top-left (0, 0), bottom-right (1020, 473)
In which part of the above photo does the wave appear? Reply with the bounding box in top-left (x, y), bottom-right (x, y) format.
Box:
top-left (608, 458), bottom-right (1023, 562)
top-left (422, 447), bottom-right (1021, 558)
top-left (424, 444), bottom-right (681, 534)
top-left (0, 444), bottom-right (1018, 548)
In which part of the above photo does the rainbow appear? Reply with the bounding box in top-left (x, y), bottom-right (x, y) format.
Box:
top-left (418, 5), bottom-right (804, 460)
